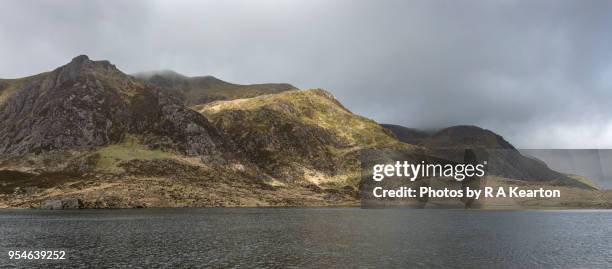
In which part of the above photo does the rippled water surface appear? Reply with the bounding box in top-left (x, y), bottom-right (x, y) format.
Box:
top-left (0, 208), bottom-right (610, 268)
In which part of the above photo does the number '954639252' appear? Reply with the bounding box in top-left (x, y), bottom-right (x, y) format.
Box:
top-left (8, 250), bottom-right (65, 260)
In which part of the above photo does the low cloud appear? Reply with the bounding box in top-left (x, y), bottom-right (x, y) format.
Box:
top-left (1, 0), bottom-right (611, 148)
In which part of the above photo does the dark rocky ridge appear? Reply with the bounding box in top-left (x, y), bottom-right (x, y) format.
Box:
top-left (380, 124), bottom-right (431, 145)
top-left (0, 55), bottom-right (228, 156)
top-left (135, 70), bottom-right (297, 106)
top-left (383, 124), bottom-right (593, 189)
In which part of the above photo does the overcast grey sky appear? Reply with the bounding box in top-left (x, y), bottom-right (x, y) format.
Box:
top-left (1, 0), bottom-right (611, 148)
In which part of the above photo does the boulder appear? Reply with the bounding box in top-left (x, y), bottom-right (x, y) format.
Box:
top-left (40, 199), bottom-right (62, 210)
top-left (40, 198), bottom-right (83, 209)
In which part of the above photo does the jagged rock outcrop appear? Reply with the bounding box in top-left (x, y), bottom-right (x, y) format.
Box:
top-left (0, 55), bottom-right (228, 156)
top-left (135, 70), bottom-right (297, 106)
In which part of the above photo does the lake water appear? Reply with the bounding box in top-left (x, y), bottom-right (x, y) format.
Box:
top-left (0, 208), bottom-right (610, 268)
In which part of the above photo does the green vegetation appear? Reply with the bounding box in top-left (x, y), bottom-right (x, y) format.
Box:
top-left (204, 84), bottom-right (295, 100)
top-left (95, 135), bottom-right (174, 173)
top-left (200, 89), bottom-right (403, 149)
top-left (198, 88), bottom-right (412, 186)
top-left (567, 174), bottom-right (600, 190)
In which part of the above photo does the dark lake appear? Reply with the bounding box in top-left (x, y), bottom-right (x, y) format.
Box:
top-left (0, 208), bottom-right (610, 268)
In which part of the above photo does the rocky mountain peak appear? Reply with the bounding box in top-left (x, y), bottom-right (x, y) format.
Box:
top-left (70, 54), bottom-right (90, 64)
top-left (54, 55), bottom-right (121, 84)
top-left (0, 56), bottom-right (229, 156)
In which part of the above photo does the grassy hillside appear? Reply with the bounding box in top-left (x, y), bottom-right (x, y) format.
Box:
top-left (567, 174), bottom-right (600, 190)
top-left (95, 136), bottom-right (175, 173)
top-left (198, 88), bottom-right (410, 187)
top-left (199, 89), bottom-right (400, 147)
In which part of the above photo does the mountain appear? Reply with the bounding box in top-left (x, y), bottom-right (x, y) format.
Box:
top-left (135, 70), bottom-right (297, 106)
top-left (383, 124), bottom-right (593, 189)
top-left (198, 89), bottom-right (407, 187)
top-left (0, 55), bottom-right (604, 208)
top-left (419, 125), bottom-right (515, 149)
top-left (0, 55), bottom-right (229, 156)
top-left (0, 56), bottom-right (400, 208)
top-left (380, 124), bottom-right (431, 145)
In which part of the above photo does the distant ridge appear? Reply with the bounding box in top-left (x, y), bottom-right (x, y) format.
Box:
top-left (135, 70), bottom-right (298, 106)
top-left (382, 124), bottom-right (594, 189)
top-left (380, 124), bottom-right (431, 145)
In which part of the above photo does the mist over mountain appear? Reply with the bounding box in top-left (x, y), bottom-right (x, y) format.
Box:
top-left (520, 149), bottom-right (612, 189)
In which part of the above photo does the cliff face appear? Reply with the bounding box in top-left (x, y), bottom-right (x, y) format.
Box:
top-left (0, 55), bottom-right (228, 156)
top-left (136, 70), bottom-right (297, 106)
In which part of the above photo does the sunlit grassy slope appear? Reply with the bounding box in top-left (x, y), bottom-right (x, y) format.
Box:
top-left (95, 136), bottom-right (174, 173)
top-left (567, 174), bottom-right (600, 190)
top-left (198, 88), bottom-right (403, 149)
top-left (197, 88), bottom-right (411, 186)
